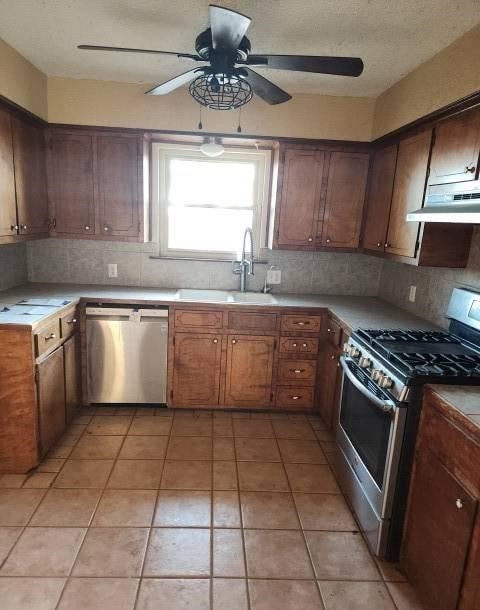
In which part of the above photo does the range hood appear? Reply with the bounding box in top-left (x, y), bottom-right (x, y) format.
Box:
top-left (407, 182), bottom-right (480, 223)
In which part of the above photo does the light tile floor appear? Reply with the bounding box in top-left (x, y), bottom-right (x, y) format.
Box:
top-left (0, 407), bottom-right (425, 610)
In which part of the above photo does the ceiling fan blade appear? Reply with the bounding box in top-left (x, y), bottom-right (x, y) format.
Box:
top-left (145, 69), bottom-right (201, 95)
top-left (209, 4), bottom-right (251, 51)
top-left (246, 54), bottom-right (364, 77)
top-left (242, 68), bottom-right (291, 105)
top-left (78, 44), bottom-right (202, 61)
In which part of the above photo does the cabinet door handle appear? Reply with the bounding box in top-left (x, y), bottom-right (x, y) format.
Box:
top-left (290, 368), bottom-right (306, 374)
top-left (231, 339), bottom-right (237, 344)
top-left (292, 343), bottom-right (297, 347)
top-left (67, 318), bottom-right (77, 325)
top-left (330, 353), bottom-right (336, 360)
top-left (307, 237), bottom-right (313, 242)
top-left (302, 343), bottom-right (308, 347)
top-left (44, 332), bottom-right (56, 341)
top-left (103, 226), bottom-right (109, 232)
top-left (326, 238), bottom-right (331, 244)
top-left (212, 338), bottom-right (218, 344)
top-left (85, 225), bottom-right (90, 231)
top-left (10, 224), bottom-right (19, 231)
top-left (385, 242), bottom-right (391, 248)
top-left (456, 498), bottom-right (464, 509)
top-left (465, 165), bottom-right (476, 174)
top-left (327, 327), bottom-right (336, 334)
top-left (377, 242), bottom-right (383, 247)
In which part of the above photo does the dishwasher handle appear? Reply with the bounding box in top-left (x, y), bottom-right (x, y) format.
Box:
top-left (86, 306), bottom-right (168, 320)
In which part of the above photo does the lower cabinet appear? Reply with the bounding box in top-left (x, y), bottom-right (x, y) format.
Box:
top-left (172, 332), bottom-right (223, 407)
top-left (317, 348), bottom-right (341, 429)
top-left (224, 335), bottom-right (275, 408)
top-left (37, 346), bottom-right (66, 458)
top-left (64, 333), bottom-right (82, 423)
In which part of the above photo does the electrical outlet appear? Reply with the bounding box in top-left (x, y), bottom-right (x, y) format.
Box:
top-left (107, 263), bottom-right (118, 278)
top-left (267, 268), bottom-right (282, 284)
top-left (409, 285), bottom-right (417, 303)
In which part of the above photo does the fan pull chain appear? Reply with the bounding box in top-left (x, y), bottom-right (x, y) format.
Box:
top-left (237, 108), bottom-right (242, 133)
top-left (198, 106), bottom-right (203, 130)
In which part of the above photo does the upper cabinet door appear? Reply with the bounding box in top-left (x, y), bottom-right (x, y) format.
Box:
top-left (96, 135), bottom-right (142, 238)
top-left (362, 144), bottom-right (398, 253)
top-left (386, 130), bottom-right (432, 258)
top-left (12, 118), bottom-right (49, 236)
top-left (429, 111), bottom-right (480, 185)
top-left (47, 132), bottom-right (96, 236)
top-left (0, 108), bottom-right (18, 238)
top-left (276, 149), bottom-right (325, 248)
top-left (321, 152), bottom-right (370, 249)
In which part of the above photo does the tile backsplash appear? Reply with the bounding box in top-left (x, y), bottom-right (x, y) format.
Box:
top-left (0, 242), bottom-right (28, 292)
top-left (25, 238), bottom-right (383, 297)
top-left (378, 226), bottom-right (480, 328)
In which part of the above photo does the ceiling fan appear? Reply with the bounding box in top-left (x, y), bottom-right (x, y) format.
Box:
top-left (78, 4), bottom-right (364, 110)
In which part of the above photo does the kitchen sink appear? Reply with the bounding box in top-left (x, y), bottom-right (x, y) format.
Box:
top-left (176, 289), bottom-right (233, 302)
top-left (232, 292), bottom-right (278, 304)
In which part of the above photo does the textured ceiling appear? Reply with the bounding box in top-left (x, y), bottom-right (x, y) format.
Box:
top-left (0, 0), bottom-right (479, 97)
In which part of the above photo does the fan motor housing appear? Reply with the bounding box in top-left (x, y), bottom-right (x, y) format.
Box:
top-left (195, 28), bottom-right (251, 64)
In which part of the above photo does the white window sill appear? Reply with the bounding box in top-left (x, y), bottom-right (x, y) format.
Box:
top-left (149, 255), bottom-right (269, 264)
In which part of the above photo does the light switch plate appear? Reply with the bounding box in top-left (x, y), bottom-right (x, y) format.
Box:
top-left (267, 268), bottom-right (282, 284)
top-left (409, 285), bottom-right (416, 303)
top-left (107, 263), bottom-right (118, 278)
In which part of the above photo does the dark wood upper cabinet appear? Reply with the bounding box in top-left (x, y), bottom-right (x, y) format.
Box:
top-left (362, 144), bottom-right (397, 253)
top-left (12, 118), bottom-right (49, 236)
top-left (96, 134), bottom-right (142, 238)
top-left (320, 151), bottom-right (370, 248)
top-left (47, 132), bottom-right (96, 236)
top-left (224, 335), bottom-right (275, 408)
top-left (276, 149), bottom-right (325, 248)
top-left (429, 111), bottom-right (480, 185)
top-left (385, 130), bottom-right (432, 258)
top-left (172, 332), bottom-right (223, 407)
top-left (0, 108), bottom-right (18, 239)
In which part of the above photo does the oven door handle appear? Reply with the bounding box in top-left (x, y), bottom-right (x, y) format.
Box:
top-left (340, 356), bottom-right (397, 415)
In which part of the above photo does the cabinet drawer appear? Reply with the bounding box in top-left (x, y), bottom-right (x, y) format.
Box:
top-left (281, 314), bottom-right (322, 333)
top-left (228, 311), bottom-right (277, 331)
top-left (35, 319), bottom-right (61, 357)
top-left (276, 387), bottom-right (314, 410)
top-left (60, 308), bottom-right (79, 339)
top-left (277, 359), bottom-right (317, 385)
top-left (280, 337), bottom-right (319, 355)
top-left (326, 318), bottom-right (343, 348)
top-left (174, 309), bottom-right (223, 329)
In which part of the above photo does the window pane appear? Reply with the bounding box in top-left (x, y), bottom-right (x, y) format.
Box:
top-left (168, 207), bottom-right (253, 252)
top-left (168, 159), bottom-right (256, 207)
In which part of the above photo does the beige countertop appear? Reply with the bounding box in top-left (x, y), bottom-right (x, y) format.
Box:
top-left (427, 385), bottom-right (480, 434)
top-left (0, 282), bottom-right (438, 332)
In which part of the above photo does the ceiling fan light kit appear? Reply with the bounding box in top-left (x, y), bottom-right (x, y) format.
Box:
top-left (78, 4), bottom-right (364, 111)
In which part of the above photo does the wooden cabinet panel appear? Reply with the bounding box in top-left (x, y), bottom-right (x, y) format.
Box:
top-left (96, 135), bottom-right (141, 238)
top-left (279, 337), bottom-right (319, 355)
top-left (429, 111), bottom-right (480, 185)
top-left (277, 359), bottom-right (317, 385)
top-left (227, 311), bottom-right (277, 331)
top-left (47, 132), bottom-right (96, 236)
top-left (386, 130), bottom-right (432, 258)
top-left (276, 149), bottom-right (325, 248)
top-left (64, 333), bottom-right (82, 424)
top-left (281, 314), bottom-right (322, 333)
top-left (60, 308), bottom-right (79, 339)
top-left (403, 448), bottom-right (477, 610)
top-left (224, 335), bottom-right (275, 407)
top-left (34, 319), bottom-right (61, 357)
top-left (276, 387), bottom-right (314, 410)
top-left (12, 118), bottom-right (49, 236)
top-left (362, 144), bottom-right (397, 252)
top-left (172, 332), bottom-right (222, 407)
top-left (320, 152), bottom-right (370, 248)
top-left (317, 349), bottom-right (341, 429)
top-left (174, 309), bottom-right (223, 329)
top-left (325, 318), bottom-right (343, 349)
top-left (37, 346), bottom-right (66, 457)
top-left (0, 108), bottom-right (17, 238)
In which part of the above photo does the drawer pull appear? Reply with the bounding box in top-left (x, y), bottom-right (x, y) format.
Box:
top-left (327, 327), bottom-right (336, 334)
top-left (302, 343), bottom-right (308, 347)
top-left (67, 318), bottom-right (77, 325)
top-left (290, 368), bottom-right (306, 374)
top-left (330, 353), bottom-right (336, 360)
top-left (377, 242), bottom-right (383, 248)
top-left (84, 225), bottom-right (90, 230)
top-left (456, 498), bottom-right (464, 509)
top-left (10, 224), bottom-right (19, 231)
top-left (292, 343), bottom-right (297, 347)
top-left (44, 332), bottom-right (56, 341)
top-left (290, 395), bottom-right (302, 400)
top-left (232, 339), bottom-right (237, 344)
top-left (213, 338), bottom-right (218, 344)
top-left (293, 321), bottom-right (310, 326)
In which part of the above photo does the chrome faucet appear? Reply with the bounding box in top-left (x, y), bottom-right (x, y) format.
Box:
top-left (233, 227), bottom-right (255, 292)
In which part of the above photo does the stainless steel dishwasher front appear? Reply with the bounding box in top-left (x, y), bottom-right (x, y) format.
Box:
top-left (86, 306), bottom-right (168, 404)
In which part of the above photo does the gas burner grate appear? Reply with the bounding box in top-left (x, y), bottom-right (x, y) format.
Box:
top-left (359, 329), bottom-right (460, 344)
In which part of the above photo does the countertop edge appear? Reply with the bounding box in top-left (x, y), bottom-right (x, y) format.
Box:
top-left (425, 385), bottom-right (480, 442)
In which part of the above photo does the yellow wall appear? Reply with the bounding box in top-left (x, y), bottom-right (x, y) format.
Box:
top-left (0, 38), bottom-right (47, 119)
top-left (47, 77), bottom-right (375, 141)
top-left (373, 24), bottom-right (480, 138)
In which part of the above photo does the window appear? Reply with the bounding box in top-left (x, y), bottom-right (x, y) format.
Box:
top-left (152, 143), bottom-right (271, 259)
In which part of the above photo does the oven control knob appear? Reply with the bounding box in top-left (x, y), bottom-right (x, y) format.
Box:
top-left (358, 357), bottom-right (372, 369)
top-left (350, 346), bottom-right (361, 358)
top-left (380, 376), bottom-right (394, 389)
top-left (371, 369), bottom-right (383, 382)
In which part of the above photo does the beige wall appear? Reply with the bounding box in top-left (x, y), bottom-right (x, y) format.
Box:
top-left (0, 38), bottom-right (47, 119)
top-left (373, 24), bottom-right (480, 138)
top-left (47, 77), bottom-right (375, 141)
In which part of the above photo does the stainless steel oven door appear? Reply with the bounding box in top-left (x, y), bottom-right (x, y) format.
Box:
top-left (336, 356), bottom-right (406, 521)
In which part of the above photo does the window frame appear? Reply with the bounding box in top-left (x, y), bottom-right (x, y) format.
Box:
top-left (151, 142), bottom-right (272, 260)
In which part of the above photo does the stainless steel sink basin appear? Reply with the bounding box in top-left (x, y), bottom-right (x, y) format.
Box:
top-left (176, 289), bottom-right (233, 302)
top-left (232, 292), bottom-right (278, 304)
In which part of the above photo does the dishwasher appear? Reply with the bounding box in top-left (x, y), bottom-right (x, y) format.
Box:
top-left (86, 305), bottom-right (168, 404)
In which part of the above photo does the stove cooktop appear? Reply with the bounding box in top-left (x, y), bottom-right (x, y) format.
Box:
top-left (355, 328), bottom-right (480, 379)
